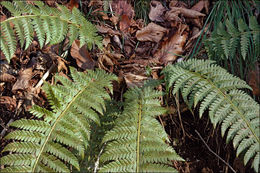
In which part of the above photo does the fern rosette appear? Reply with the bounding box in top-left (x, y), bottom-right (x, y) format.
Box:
top-left (163, 59), bottom-right (260, 172)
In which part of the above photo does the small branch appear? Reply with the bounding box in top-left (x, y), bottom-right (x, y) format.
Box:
top-left (195, 130), bottom-right (237, 173)
top-left (94, 144), bottom-right (105, 173)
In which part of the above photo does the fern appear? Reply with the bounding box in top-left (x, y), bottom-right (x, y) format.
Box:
top-left (0, 67), bottom-right (117, 172)
top-left (0, 1), bottom-right (102, 63)
top-left (99, 84), bottom-right (184, 172)
top-left (205, 16), bottom-right (260, 60)
top-left (163, 59), bottom-right (260, 172)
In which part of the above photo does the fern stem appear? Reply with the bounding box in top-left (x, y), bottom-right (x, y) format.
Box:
top-left (191, 71), bottom-right (260, 145)
top-left (136, 102), bottom-right (142, 172)
top-left (31, 83), bottom-right (90, 172)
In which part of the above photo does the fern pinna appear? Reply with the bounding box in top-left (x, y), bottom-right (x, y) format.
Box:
top-left (1, 67), bottom-right (116, 172)
top-left (0, 1), bottom-right (102, 63)
top-left (163, 59), bottom-right (260, 172)
top-left (205, 16), bottom-right (260, 60)
top-left (100, 83), bottom-right (184, 172)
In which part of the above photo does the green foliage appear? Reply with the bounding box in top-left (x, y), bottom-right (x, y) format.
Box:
top-left (0, 67), bottom-right (117, 172)
top-left (100, 84), bottom-right (184, 172)
top-left (0, 1), bottom-right (102, 63)
top-left (205, 16), bottom-right (260, 61)
top-left (163, 59), bottom-right (260, 172)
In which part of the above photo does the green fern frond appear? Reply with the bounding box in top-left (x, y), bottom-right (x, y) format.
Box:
top-left (1, 67), bottom-right (117, 172)
top-left (163, 59), bottom-right (260, 172)
top-left (205, 16), bottom-right (260, 60)
top-left (0, 1), bottom-right (102, 63)
top-left (100, 86), bottom-right (183, 172)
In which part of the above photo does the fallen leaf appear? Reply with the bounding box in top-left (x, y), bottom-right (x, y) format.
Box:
top-left (169, 7), bottom-right (205, 19)
top-left (136, 22), bottom-right (168, 42)
top-left (96, 25), bottom-right (121, 35)
top-left (12, 68), bottom-right (33, 91)
top-left (191, 0), bottom-right (209, 14)
top-left (248, 65), bottom-right (260, 96)
top-left (155, 25), bottom-right (189, 64)
top-left (0, 73), bottom-right (16, 82)
top-left (0, 96), bottom-right (16, 111)
top-left (102, 36), bottom-right (111, 47)
top-left (149, 1), bottom-right (166, 22)
top-left (57, 57), bottom-right (68, 73)
top-left (112, 0), bottom-right (135, 19)
top-left (70, 40), bottom-right (95, 70)
top-left (120, 14), bottom-right (132, 32)
top-left (124, 73), bottom-right (148, 88)
top-left (66, 0), bottom-right (79, 10)
top-left (169, 1), bottom-right (188, 8)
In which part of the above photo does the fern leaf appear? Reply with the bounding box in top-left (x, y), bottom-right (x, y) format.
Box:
top-left (0, 1), bottom-right (102, 63)
top-left (1, 67), bottom-right (116, 172)
top-left (100, 86), bottom-right (183, 172)
top-left (163, 59), bottom-right (260, 172)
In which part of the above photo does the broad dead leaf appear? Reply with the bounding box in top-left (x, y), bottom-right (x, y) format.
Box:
top-left (124, 73), bottom-right (148, 88)
top-left (70, 40), bottom-right (95, 70)
top-left (120, 14), bottom-right (132, 32)
top-left (155, 25), bottom-right (189, 64)
top-left (0, 73), bottom-right (16, 82)
top-left (169, 7), bottom-right (205, 19)
top-left (191, 0), bottom-right (209, 14)
top-left (112, 0), bottom-right (135, 19)
top-left (12, 68), bottom-right (33, 91)
top-left (248, 65), bottom-right (260, 96)
top-left (136, 22), bottom-right (168, 42)
top-left (149, 1), bottom-right (166, 22)
top-left (96, 25), bottom-right (121, 35)
top-left (66, 0), bottom-right (79, 10)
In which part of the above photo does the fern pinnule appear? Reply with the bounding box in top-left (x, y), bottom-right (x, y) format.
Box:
top-left (100, 85), bottom-right (183, 172)
top-left (0, 1), bottom-right (102, 63)
top-left (1, 67), bottom-right (117, 172)
top-left (163, 59), bottom-right (260, 172)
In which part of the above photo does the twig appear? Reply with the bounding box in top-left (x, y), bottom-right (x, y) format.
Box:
top-left (0, 119), bottom-right (14, 139)
top-left (33, 63), bottom-right (56, 90)
top-left (94, 144), bottom-right (105, 173)
top-left (175, 93), bottom-right (186, 138)
top-left (195, 130), bottom-right (237, 173)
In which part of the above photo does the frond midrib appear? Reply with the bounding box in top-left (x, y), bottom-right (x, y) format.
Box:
top-left (32, 82), bottom-right (93, 172)
top-left (136, 101), bottom-right (142, 172)
top-left (187, 69), bottom-right (260, 144)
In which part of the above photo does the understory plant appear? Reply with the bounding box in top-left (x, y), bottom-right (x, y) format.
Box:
top-left (163, 59), bottom-right (260, 172)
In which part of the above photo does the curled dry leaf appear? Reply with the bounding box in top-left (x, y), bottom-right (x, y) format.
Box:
top-left (169, 7), bottom-right (205, 19)
top-left (248, 65), bottom-right (260, 96)
top-left (191, 0), bottom-right (209, 14)
top-left (0, 96), bottom-right (16, 111)
top-left (66, 0), bottom-right (79, 10)
top-left (119, 14), bottom-right (132, 32)
top-left (70, 40), bottom-right (95, 70)
top-left (112, 0), bottom-right (135, 19)
top-left (12, 68), bottom-right (33, 92)
top-left (96, 25), bottom-right (121, 35)
top-left (0, 73), bottom-right (16, 82)
top-left (136, 22), bottom-right (168, 42)
top-left (124, 73), bottom-right (148, 88)
top-left (155, 25), bottom-right (189, 64)
top-left (149, 0), bottom-right (166, 22)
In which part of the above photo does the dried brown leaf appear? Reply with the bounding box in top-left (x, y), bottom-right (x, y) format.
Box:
top-left (0, 96), bottom-right (16, 111)
top-left (70, 40), bottom-right (95, 70)
top-left (124, 73), bottom-right (147, 88)
top-left (12, 68), bottom-right (33, 91)
top-left (149, 1), bottom-right (166, 22)
top-left (155, 26), bottom-right (189, 64)
top-left (96, 25), bottom-right (121, 35)
top-left (248, 65), bottom-right (260, 96)
top-left (170, 7), bottom-right (205, 18)
top-left (120, 14), bottom-right (132, 32)
top-left (136, 22), bottom-right (168, 42)
top-left (191, 0), bottom-right (209, 14)
top-left (112, 0), bottom-right (135, 19)
top-left (0, 73), bottom-right (16, 82)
